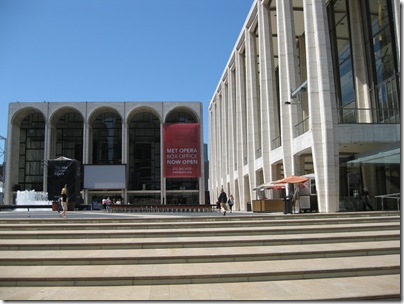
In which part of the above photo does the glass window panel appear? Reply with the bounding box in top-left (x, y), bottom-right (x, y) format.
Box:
top-left (373, 27), bottom-right (394, 82)
top-left (56, 112), bottom-right (83, 161)
top-left (361, 0), bottom-right (399, 123)
top-left (329, 0), bottom-right (355, 112)
top-left (128, 112), bottom-right (161, 191)
top-left (336, 15), bottom-right (351, 63)
top-left (19, 113), bottom-right (45, 191)
top-left (339, 58), bottom-right (355, 105)
top-left (92, 113), bottom-right (122, 164)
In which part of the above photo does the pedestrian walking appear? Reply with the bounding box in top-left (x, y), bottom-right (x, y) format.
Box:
top-left (218, 188), bottom-right (228, 216)
top-left (362, 187), bottom-right (373, 211)
top-left (228, 194), bottom-right (235, 213)
top-left (59, 185), bottom-right (68, 219)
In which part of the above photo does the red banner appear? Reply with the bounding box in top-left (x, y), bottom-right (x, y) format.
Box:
top-left (163, 123), bottom-right (201, 178)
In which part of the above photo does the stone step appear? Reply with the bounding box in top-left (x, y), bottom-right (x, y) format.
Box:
top-left (0, 240), bottom-right (399, 266)
top-left (0, 221), bottom-right (399, 239)
top-left (0, 274), bottom-right (399, 301)
top-left (0, 254), bottom-right (399, 287)
top-left (0, 214), bottom-right (399, 230)
top-left (0, 210), bottom-right (399, 225)
top-left (0, 212), bottom-right (399, 300)
top-left (0, 230), bottom-right (399, 250)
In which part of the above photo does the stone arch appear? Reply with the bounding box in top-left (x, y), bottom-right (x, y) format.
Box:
top-left (11, 106), bottom-right (45, 127)
top-left (49, 106), bottom-right (84, 128)
top-left (126, 105), bottom-right (162, 124)
top-left (88, 106), bottom-right (122, 125)
top-left (165, 106), bottom-right (199, 123)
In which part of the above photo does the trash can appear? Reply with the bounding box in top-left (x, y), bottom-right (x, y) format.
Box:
top-left (283, 195), bottom-right (293, 214)
top-left (246, 202), bottom-right (252, 211)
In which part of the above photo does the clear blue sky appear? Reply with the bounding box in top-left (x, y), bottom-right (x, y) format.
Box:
top-left (0, 0), bottom-right (254, 150)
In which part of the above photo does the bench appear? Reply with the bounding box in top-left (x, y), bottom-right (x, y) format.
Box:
top-left (108, 204), bottom-right (216, 213)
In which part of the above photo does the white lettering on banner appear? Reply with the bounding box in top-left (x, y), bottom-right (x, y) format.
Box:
top-left (166, 148), bottom-right (199, 165)
top-left (179, 148), bottom-right (197, 153)
top-left (181, 160), bottom-right (198, 165)
top-left (166, 148), bottom-right (178, 153)
top-left (167, 160), bottom-right (182, 165)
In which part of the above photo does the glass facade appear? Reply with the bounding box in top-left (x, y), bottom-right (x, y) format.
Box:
top-left (18, 113), bottom-right (45, 191)
top-left (92, 112), bottom-right (122, 164)
top-left (361, 0), bottom-right (400, 123)
top-left (328, 0), bottom-right (356, 122)
top-left (339, 145), bottom-right (400, 211)
top-left (128, 112), bottom-right (161, 191)
top-left (327, 0), bottom-right (400, 211)
top-left (329, 0), bottom-right (399, 124)
top-left (56, 112), bottom-right (83, 162)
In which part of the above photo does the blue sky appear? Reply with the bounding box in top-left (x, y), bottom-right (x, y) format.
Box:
top-left (0, 0), bottom-right (254, 154)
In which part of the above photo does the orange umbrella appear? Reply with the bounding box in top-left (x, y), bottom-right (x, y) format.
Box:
top-left (274, 175), bottom-right (309, 184)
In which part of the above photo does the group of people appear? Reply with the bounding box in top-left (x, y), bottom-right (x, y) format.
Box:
top-left (57, 185), bottom-right (373, 219)
top-left (102, 197), bottom-right (124, 210)
top-left (217, 188), bottom-right (234, 216)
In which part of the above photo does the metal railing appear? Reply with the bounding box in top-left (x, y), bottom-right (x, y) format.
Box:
top-left (271, 135), bottom-right (281, 149)
top-left (255, 147), bottom-right (262, 159)
top-left (374, 193), bottom-right (400, 211)
top-left (294, 117), bottom-right (310, 137)
top-left (339, 74), bottom-right (400, 123)
top-left (338, 107), bottom-right (400, 124)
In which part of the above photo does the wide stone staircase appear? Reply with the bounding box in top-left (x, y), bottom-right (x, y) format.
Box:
top-left (0, 211), bottom-right (400, 300)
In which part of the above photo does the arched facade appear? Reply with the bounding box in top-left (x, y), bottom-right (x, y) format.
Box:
top-left (4, 101), bottom-right (204, 207)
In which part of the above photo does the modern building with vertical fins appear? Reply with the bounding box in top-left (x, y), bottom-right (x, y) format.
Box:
top-left (4, 102), bottom-right (205, 207)
top-left (208, 0), bottom-right (400, 212)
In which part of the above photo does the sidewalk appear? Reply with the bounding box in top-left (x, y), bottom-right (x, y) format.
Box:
top-left (0, 209), bottom-right (274, 219)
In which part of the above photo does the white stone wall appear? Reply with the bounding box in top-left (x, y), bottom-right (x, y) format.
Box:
top-left (208, 0), bottom-right (400, 212)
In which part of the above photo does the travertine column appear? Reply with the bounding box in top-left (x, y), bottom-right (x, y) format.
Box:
top-left (245, 26), bottom-right (257, 195)
top-left (349, 0), bottom-right (372, 122)
top-left (258, 1), bottom-right (276, 182)
top-left (277, 0), bottom-right (299, 185)
top-left (235, 46), bottom-right (247, 209)
top-left (304, 0), bottom-right (339, 212)
top-left (227, 64), bottom-right (236, 198)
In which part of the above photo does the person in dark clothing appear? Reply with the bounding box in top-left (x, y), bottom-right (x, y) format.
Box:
top-left (362, 187), bottom-right (373, 211)
top-left (218, 188), bottom-right (228, 216)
